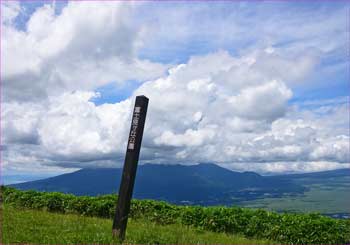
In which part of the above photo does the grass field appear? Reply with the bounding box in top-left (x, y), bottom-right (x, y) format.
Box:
top-left (1, 205), bottom-right (273, 244)
top-left (241, 176), bottom-right (350, 214)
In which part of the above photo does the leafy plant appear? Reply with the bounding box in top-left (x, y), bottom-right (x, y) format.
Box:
top-left (1, 186), bottom-right (349, 244)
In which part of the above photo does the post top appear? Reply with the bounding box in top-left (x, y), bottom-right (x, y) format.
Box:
top-left (136, 95), bottom-right (149, 100)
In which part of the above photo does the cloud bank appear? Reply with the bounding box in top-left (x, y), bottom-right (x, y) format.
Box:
top-left (2, 50), bottom-right (349, 173)
top-left (1, 1), bottom-right (349, 175)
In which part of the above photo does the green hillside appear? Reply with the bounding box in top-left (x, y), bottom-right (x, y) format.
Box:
top-left (1, 205), bottom-right (272, 244)
top-left (2, 187), bottom-right (350, 244)
top-left (241, 173), bottom-right (350, 215)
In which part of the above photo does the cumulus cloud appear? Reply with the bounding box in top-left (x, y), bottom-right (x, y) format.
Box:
top-left (228, 80), bottom-right (292, 120)
top-left (2, 49), bottom-right (348, 173)
top-left (1, 144), bottom-right (79, 176)
top-left (1, 2), bottom-right (348, 174)
top-left (37, 91), bottom-right (131, 162)
top-left (1, 1), bottom-right (168, 102)
top-left (154, 127), bottom-right (216, 147)
top-left (1, 102), bottom-right (43, 144)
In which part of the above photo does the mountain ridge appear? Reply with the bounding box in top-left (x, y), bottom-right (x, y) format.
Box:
top-left (10, 163), bottom-right (347, 205)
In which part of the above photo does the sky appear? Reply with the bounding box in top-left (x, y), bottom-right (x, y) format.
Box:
top-left (1, 0), bottom-right (349, 184)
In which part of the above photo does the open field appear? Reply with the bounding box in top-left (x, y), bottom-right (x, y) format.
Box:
top-left (1, 205), bottom-right (272, 244)
top-left (240, 176), bottom-right (350, 215)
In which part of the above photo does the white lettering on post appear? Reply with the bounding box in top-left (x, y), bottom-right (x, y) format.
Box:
top-left (128, 107), bottom-right (141, 150)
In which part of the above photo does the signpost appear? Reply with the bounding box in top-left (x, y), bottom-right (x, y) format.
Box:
top-left (112, 95), bottom-right (149, 241)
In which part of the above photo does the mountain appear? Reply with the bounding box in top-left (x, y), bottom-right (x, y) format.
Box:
top-left (273, 168), bottom-right (349, 179)
top-left (10, 163), bottom-right (306, 205)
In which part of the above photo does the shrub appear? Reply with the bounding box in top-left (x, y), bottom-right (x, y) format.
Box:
top-left (1, 186), bottom-right (349, 244)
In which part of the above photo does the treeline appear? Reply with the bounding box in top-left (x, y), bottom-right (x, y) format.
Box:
top-left (1, 186), bottom-right (349, 244)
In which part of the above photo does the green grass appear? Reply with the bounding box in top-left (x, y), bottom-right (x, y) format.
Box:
top-left (241, 176), bottom-right (350, 214)
top-left (1, 205), bottom-right (273, 244)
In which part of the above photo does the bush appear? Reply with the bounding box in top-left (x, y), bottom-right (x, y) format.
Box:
top-left (1, 186), bottom-right (349, 244)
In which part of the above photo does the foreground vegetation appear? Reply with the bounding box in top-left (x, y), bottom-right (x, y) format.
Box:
top-left (2, 205), bottom-right (270, 244)
top-left (2, 186), bottom-right (350, 244)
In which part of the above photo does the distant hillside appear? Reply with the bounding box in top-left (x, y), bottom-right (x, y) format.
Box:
top-left (241, 168), bottom-right (350, 215)
top-left (11, 163), bottom-right (305, 205)
top-left (273, 168), bottom-right (349, 179)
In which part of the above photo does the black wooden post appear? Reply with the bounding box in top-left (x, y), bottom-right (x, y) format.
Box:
top-left (112, 95), bottom-right (149, 241)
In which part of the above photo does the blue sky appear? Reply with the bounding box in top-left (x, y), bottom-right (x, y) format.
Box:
top-left (1, 1), bottom-right (349, 184)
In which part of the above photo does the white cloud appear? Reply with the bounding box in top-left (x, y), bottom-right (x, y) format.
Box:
top-left (3, 50), bottom-right (348, 174)
top-left (1, 2), bottom-right (348, 174)
top-left (136, 2), bottom-right (347, 97)
top-left (37, 91), bottom-right (132, 161)
top-left (310, 135), bottom-right (349, 163)
top-left (1, 144), bottom-right (78, 176)
top-left (1, 1), bottom-right (168, 102)
top-left (1, 102), bottom-right (43, 144)
top-left (154, 127), bottom-right (216, 147)
top-left (228, 80), bottom-right (292, 120)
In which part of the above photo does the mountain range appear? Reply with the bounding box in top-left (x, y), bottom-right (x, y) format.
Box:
top-left (10, 163), bottom-right (348, 206)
